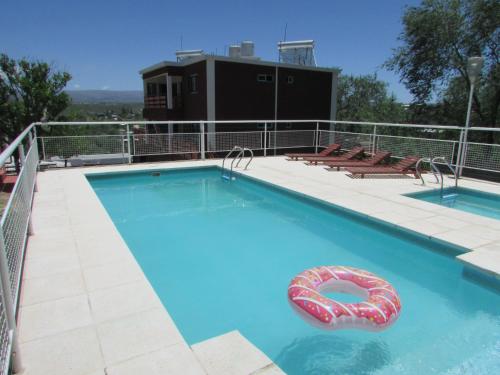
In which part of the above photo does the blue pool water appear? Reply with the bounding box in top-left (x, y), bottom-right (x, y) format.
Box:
top-left (88, 167), bottom-right (500, 374)
top-left (407, 187), bottom-right (500, 220)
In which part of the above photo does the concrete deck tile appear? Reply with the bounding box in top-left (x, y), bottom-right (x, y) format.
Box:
top-left (424, 215), bottom-right (470, 230)
top-left (462, 225), bottom-right (500, 241)
top-left (22, 252), bottom-right (81, 279)
top-left (373, 204), bottom-right (435, 220)
top-left (75, 235), bottom-right (133, 269)
top-left (251, 364), bottom-right (287, 374)
top-left (369, 211), bottom-right (415, 225)
top-left (106, 343), bottom-right (206, 375)
top-left (192, 331), bottom-right (274, 375)
top-left (432, 229), bottom-right (494, 250)
top-left (457, 251), bottom-right (500, 277)
top-left (20, 326), bottom-right (103, 375)
top-left (397, 219), bottom-right (450, 237)
top-left (18, 295), bottom-right (93, 343)
top-left (20, 271), bottom-right (86, 306)
top-left (31, 213), bottom-right (72, 231)
top-left (97, 308), bottom-right (184, 365)
top-left (30, 204), bottom-right (68, 219)
top-left (474, 243), bottom-right (500, 252)
top-left (83, 259), bottom-right (145, 292)
top-left (88, 280), bottom-right (162, 323)
top-left (32, 191), bottom-right (66, 203)
top-left (25, 232), bottom-right (77, 260)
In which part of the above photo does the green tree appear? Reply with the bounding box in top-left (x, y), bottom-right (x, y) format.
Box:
top-left (0, 53), bottom-right (72, 146)
top-left (385, 0), bottom-right (500, 131)
top-left (336, 74), bottom-right (406, 125)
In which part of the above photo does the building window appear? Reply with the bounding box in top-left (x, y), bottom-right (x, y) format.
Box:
top-left (257, 74), bottom-right (274, 83)
top-left (287, 76), bottom-right (294, 84)
top-left (158, 83), bottom-right (167, 96)
top-left (188, 74), bottom-right (198, 93)
top-left (146, 82), bottom-right (157, 97)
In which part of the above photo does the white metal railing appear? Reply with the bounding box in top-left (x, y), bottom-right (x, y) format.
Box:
top-left (35, 120), bottom-right (500, 176)
top-left (0, 124), bottom-right (38, 374)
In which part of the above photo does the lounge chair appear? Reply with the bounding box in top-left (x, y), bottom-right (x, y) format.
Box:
top-left (286, 143), bottom-right (341, 161)
top-left (345, 156), bottom-right (420, 178)
top-left (0, 167), bottom-right (17, 192)
top-left (304, 146), bottom-right (365, 165)
top-left (324, 151), bottom-right (392, 171)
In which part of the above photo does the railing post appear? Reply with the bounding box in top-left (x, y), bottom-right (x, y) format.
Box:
top-left (0, 230), bottom-right (23, 373)
top-left (17, 143), bottom-right (25, 167)
top-left (315, 122), bottom-right (319, 153)
top-left (274, 121), bottom-right (277, 156)
top-left (457, 129), bottom-right (466, 177)
top-left (126, 124), bottom-right (132, 164)
top-left (27, 130), bottom-right (33, 146)
top-left (371, 125), bottom-right (377, 154)
top-left (200, 122), bottom-right (206, 160)
top-left (40, 136), bottom-right (46, 162)
top-left (263, 123), bottom-right (267, 157)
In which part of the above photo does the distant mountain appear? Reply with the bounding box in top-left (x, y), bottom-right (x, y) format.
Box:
top-left (66, 90), bottom-right (143, 104)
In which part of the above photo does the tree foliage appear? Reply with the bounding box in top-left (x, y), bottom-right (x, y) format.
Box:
top-left (0, 53), bottom-right (72, 146)
top-left (385, 0), bottom-right (500, 130)
top-left (336, 74), bottom-right (406, 123)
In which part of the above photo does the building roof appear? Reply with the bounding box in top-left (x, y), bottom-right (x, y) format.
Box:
top-left (139, 55), bottom-right (339, 76)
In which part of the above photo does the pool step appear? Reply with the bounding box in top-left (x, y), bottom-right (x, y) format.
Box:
top-left (191, 331), bottom-right (285, 375)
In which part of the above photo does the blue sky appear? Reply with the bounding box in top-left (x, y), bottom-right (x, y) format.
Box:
top-left (1, 0), bottom-right (420, 102)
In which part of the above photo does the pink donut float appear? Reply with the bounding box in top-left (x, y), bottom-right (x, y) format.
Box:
top-left (288, 266), bottom-right (401, 331)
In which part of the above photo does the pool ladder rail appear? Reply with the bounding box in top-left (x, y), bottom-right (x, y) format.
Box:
top-left (221, 146), bottom-right (254, 181)
top-left (416, 156), bottom-right (458, 198)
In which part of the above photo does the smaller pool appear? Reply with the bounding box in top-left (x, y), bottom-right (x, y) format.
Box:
top-left (407, 187), bottom-right (500, 220)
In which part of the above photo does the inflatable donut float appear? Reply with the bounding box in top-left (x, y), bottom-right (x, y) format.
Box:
top-left (288, 266), bottom-right (401, 331)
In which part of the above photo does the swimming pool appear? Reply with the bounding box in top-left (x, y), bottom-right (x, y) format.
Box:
top-left (407, 187), bottom-right (500, 220)
top-left (88, 167), bottom-right (500, 374)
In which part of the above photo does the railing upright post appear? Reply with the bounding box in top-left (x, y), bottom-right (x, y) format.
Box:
top-left (315, 122), bottom-right (319, 153)
top-left (371, 125), bottom-right (377, 154)
top-left (0, 230), bottom-right (23, 373)
top-left (40, 136), bottom-right (46, 161)
top-left (200, 122), bottom-right (206, 160)
top-left (263, 123), bottom-right (267, 157)
top-left (126, 124), bottom-right (132, 164)
top-left (17, 143), bottom-right (25, 167)
top-left (457, 129), bottom-right (466, 177)
top-left (274, 121), bottom-right (277, 156)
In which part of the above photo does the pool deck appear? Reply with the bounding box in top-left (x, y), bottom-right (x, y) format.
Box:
top-left (19, 157), bottom-right (500, 374)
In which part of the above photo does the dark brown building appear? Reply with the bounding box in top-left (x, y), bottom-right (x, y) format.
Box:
top-left (140, 54), bottom-right (339, 131)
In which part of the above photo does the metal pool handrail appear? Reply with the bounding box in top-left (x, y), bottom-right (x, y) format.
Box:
top-left (431, 156), bottom-right (458, 196)
top-left (235, 148), bottom-right (254, 170)
top-left (416, 157), bottom-right (440, 185)
top-left (222, 146), bottom-right (243, 180)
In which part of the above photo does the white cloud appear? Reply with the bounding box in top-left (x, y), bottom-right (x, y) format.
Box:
top-left (73, 84), bottom-right (80, 89)
top-left (101, 85), bottom-right (110, 90)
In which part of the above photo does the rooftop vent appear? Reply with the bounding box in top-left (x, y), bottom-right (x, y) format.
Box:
top-left (228, 45), bottom-right (241, 58)
top-left (175, 49), bottom-right (204, 62)
top-left (278, 40), bottom-right (316, 66)
top-left (240, 41), bottom-right (255, 58)
top-left (227, 41), bottom-right (259, 60)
